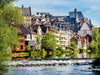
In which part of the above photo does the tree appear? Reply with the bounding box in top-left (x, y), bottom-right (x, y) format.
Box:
top-left (25, 45), bottom-right (31, 51)
top-left (92, 27), bottom-right (99, 41)
top-left (42, 32), bottom-right (57, 50)
top-left (88, 27), bottom-right (100, 58)
top-left (42, 32), bottom-right (57, 58)
top-left (69, 42), bottom-right (77, 58)
top-left (0, 0), bottom-right (15, 10)
top-left (90, 27), bottom-right (100, 67)
top-left (0, 0), bottom-right (23, 74)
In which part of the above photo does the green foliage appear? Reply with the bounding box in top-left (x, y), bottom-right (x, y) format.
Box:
top-left (79, 49), bottom-right (85, 54)
top-left (25, 45), bottom-right (31, 51)
top-left (32, 46), bottom-right (37, 50)
top-left (0, 0), bottom-right (15, 8)
top-left (42, 32), bottom-right (57, 58)
top-left (70, 42), bottom-right (76, 49)
top-left (56, 46), bottom-right (66, 58)
top-left (92, 27), bottom-right (99, 41)
top-left (30, 50), bottom-right (37, 59)
top-left (0, 5), bottom-right (23, 26)
top-left (88, 27), bottom-right (100, 58)
top-left (37, 35), bottom-right (41, 44)
top-left (69, 42), bottom-right (77, 58)
top-left (42, 32), bottom-right (57, 51)
top-left (41, 49), bottom-right (47, 59)
top-left (0, 0), bottom-right (23, 74)
top-left (70, 54), bottom-right (76, 58)
top-left (30, 49), bottom-right (41, 59)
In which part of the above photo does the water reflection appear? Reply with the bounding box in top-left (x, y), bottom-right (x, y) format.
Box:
top-left (4, 65), bottom-right (100, 75)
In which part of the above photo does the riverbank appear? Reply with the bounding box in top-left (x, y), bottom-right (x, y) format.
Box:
top-left (4, 59), bottom-right (94, 67)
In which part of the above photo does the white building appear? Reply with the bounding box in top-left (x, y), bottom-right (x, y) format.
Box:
top-left (59, 29), bottom-right (71, 50)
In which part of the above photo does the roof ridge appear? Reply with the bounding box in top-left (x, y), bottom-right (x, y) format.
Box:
top-left (23, 25), bottom-right (32, 34)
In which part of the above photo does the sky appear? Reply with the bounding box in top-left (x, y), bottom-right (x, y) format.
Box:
top-left (13, 0), bottom-right (100, 27)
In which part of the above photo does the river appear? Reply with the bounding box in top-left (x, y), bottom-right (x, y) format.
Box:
top-left (4, 65), bottom-right (100, 75)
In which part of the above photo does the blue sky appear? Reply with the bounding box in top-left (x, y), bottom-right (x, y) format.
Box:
top-left (13, 0), bottom-right (100, 27)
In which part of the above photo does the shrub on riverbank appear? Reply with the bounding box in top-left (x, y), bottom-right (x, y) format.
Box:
top-left (92, 58), bottom-right (100, 68)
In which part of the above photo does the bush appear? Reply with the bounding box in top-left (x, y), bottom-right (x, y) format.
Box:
top-left (56, 46), bottom-right (66, 58)
top-left (41, 49), bottom-right (47, 59)
top-left (79, 49), bottom-right (85, 54)
top-left (25, 45), bottom-right (31, 51)
top-left (92, 58), bottom-right (100, 68)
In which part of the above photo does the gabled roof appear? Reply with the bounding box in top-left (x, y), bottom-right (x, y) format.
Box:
top-left (80, 22), bottom-right (90, 31)
top-left (18, 25), bottom-right (31, 34)
top-left (29, 25), bottom-right (47, 35)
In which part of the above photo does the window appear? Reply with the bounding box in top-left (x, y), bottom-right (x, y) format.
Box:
top-left (26, 19), bottom-right (30, 21)
top-left (25, 41), bottom-right (28, 45)
top-left (17, 47), bottom-right (19, 50)
top-left (20, 45), bottom-right (23, 49)
top-left (25, 36), bottom-right (27, 38)
top-left (20, 40), bottom-right (24, 42)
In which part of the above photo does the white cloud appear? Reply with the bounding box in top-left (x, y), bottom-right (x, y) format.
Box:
top-left (90, 5), bottom-right (100, 11)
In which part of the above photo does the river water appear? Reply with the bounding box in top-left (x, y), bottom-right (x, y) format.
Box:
top-left (4, 65), bottom-right (100, 75)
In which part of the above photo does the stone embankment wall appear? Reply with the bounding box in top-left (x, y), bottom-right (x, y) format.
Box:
top-left (4, 59), bottom-right (94, 66)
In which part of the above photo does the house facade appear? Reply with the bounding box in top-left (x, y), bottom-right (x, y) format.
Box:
top-left (14, 33), bottom-right (25, 52)
top-left (59, 30), bottom-right (70, 49)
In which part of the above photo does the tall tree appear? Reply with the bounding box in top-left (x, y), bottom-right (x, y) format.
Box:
top-left (92, 27), bottom-right (99, 41)
top-left (88, 27), bottom-right (100, 58)
top-left (0, 0), bottom-right (23, 74)
top-left (42, 32), bottom-right (57, 58)
top-left (42, 32), bottom-right (57, 51)
top-left (0, 0), bottom-right (15, 8)
top-left (69, 42), bottom-right (77, 58)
